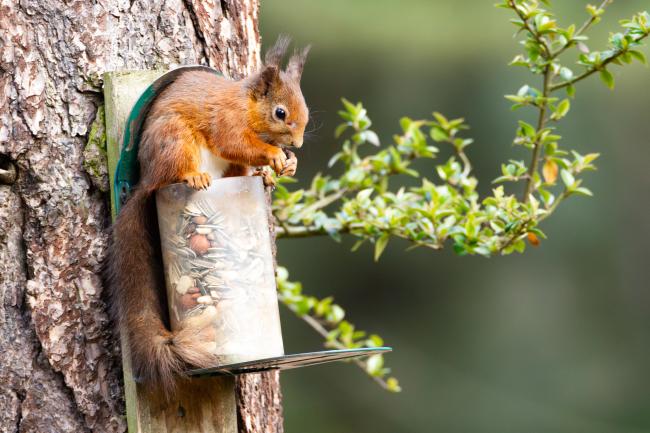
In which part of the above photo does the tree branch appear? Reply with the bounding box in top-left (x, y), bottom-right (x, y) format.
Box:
top-left (276, 225), bottom-right (345, 238)
top-left (276, 268), bottom-right (399, 392)
top-left (551, 0), bottom-right (613, 59)
top-left (550, 32), bottom-right (650, 91)
top-left (509, 0), bottom-right (552, 57)
top-left (522, 64), bottom-right (551, 202)
top-left (299, 314), bottom-right (393, 391)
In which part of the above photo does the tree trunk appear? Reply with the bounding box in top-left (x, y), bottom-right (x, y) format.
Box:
top-left (0, 0), bottom-right (283, 432)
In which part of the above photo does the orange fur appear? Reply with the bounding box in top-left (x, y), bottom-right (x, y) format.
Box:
top-left (108, 36), bottom-right (310, 397)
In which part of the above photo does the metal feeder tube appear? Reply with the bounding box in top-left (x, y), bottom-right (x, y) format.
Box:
top-left (156, 177), bottom-right (284, 364)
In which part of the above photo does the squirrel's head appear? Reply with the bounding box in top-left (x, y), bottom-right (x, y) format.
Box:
top-left (247, 35), bottom-right (310, 148)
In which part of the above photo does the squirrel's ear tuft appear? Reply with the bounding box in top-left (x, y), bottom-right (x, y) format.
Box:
top-left (286, 45), bottom-right (311, 81)
top-left (248, 65), bottom-right (280, 100)
top-left (264, 35), bottom-right (291, 67)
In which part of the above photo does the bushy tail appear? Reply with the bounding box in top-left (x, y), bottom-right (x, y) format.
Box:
top-left (107, 187), bottom-right (216, 397)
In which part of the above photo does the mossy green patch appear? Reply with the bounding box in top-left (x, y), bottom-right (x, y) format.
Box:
top-left (83, 105), bottom-right (109, 192)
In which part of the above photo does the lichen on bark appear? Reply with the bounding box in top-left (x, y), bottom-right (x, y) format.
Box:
top-left (83, 106), bottom-right (109, 193)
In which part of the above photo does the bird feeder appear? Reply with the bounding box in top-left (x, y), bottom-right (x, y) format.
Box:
top-left (157, 176), bottom-right (284, 366)
top-left (113, 66), bottom-right (391, 379)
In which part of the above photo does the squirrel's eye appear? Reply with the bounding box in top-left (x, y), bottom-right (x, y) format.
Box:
top-left (274, 107), bottom-right (286, 121)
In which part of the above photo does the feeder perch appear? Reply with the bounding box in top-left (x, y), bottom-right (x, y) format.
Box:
top-left (113, 66), bottom-right (391, 378)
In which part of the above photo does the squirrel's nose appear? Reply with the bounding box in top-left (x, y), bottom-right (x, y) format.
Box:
top-left (293, 137), bottom-right (303, 148)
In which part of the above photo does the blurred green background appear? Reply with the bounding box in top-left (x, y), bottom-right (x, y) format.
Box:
top-left (260, 1), bottom-right (650, 432)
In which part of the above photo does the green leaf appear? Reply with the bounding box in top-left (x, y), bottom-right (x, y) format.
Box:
top-left (356, 188), bottom-right (373, 201)
top-left (600, 69), bottom-right (615, 89)
top-left (629, 50), bottom-right (647, 64)
top-left (567, 85), bottom-right (576, 98)
top-left (328, 152), bottom-right (343, 168)
top-left (528, 227), bottom-right (547, 239)
top-left (386, 377), bottom-right (402, 392)
top-left (431, 126), bottom-right (448, 142)
top-left (518, 121), bottom-right (536, 138)
top-left (315, 297), bottom-right (333, 317)
top-left (366, 354), bottom-right (384, 376)
top-left (367, 334), bottom-right (384, 347)
top-left (551, 99), bottom-right (571, 120)
top-left (341, 98), bottom-right (357, 114)
top-left (586, 4), bottom-right (603, 18)
top-left (514, 239), bottom-right (526, 253)
top-left (560, 169), bottom-right (575, 187)
top-left (350, 239), bottom-right (366, 252)
top-left (327, 305), bottom-right (346, 323)
top-left (374, 233), bottom-right (390, 261)
top-left (573, 187), bottom-right (593, 196)
top-left (517, 84), bottom-right (530, 96)
top-left (334, 123), bottom-right (349, 138)
top-left (577, 42), bottom-right (590, 54)
top-left (559, 67), bottom-right (574, 81)
top-left (432, 112), bottom-right (449, 128)
top-left (363, 130), bottom-right (380, 146)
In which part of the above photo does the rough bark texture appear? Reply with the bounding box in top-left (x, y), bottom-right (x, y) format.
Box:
top-left (0, 0), bottom-right (282, 432)
top-left (236, 372), bottom-right (283, 433)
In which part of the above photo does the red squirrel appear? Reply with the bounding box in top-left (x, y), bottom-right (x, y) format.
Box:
top-left (108, 36), bottom-right (309, 395)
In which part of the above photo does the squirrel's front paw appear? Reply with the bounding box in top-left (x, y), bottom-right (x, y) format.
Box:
top-left (253, 168), bottom-right (276, 188)
top-left (280, 150), bottom-right (298, 177)
top-left (268, 147), bottom-right (287, 175)
top-left (182, 172), bottom-right (212, 190)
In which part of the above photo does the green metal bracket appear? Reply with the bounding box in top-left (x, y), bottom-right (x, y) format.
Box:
top-left (113, 65), bottom-right (222, 214)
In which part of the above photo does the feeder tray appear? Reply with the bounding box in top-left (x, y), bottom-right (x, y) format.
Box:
top-left (187, 348), bottom-right (392, 377)
top-left (114, 66), bottom-right (392, 376)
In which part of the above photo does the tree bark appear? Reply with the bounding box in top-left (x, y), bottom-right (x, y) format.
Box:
top-left (0, 0), bottom-right (282, 432)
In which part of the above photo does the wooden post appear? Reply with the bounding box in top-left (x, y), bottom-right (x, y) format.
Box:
top-left (104, 71), bottom-right (238, 433)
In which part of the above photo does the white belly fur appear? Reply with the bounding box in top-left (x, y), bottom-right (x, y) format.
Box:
top-left (199, 147), bottom-right (230, 179)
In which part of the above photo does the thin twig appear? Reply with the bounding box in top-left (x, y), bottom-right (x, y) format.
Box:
top-left (498, 223), bottom-right (530, 253)
top-left (577, 0), bottom-right (612, 35)
top-left (294, 188), bottom-right (349, 220)
top-left (506, 0), bottom-right (553, 202)
top-left (296, 308), bottom-right (392, 390)
top-left (522, 64), bottom-right (551, 202)
top-left (509, 0), bottom-right (552, 57)
top-left (551, 0), bottom-right (613, 59)
top-left (550, 32), bottom-right (650, 91)
top-left (275, 224), bottom-right (349, 238)
top-left (458, 150), bottom-right (472, 179)
top-left (538, 190), bottom-right (570, 221)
